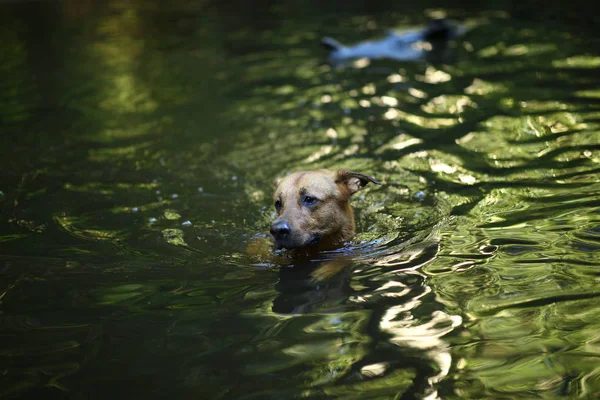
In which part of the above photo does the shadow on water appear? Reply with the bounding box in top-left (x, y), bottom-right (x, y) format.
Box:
top-left (1, 0), bottom-right (600, 399)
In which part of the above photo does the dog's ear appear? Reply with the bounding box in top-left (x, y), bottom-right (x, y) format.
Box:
top-left (335, 169), bottom-right (381, 196)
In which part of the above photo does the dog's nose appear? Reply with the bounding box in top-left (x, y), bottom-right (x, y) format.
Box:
top-left (270, 220), bottom-right (291, 238)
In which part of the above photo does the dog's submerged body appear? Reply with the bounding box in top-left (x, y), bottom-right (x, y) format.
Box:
top-left (270, 169), bottom-right (380, 252)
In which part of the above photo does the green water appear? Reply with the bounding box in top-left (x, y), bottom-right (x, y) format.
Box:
top-left (1, 1), bottom-right (600, 399)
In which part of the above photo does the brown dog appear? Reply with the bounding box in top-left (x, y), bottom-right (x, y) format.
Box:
top-left (270, 169), bottom-right (380, 251)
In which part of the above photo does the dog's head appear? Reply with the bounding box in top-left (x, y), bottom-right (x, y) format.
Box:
top-left (270, 169), bottom-right (380, 251)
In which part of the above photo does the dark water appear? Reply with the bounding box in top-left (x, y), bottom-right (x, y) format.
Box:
top-left (1, 0), bottom-right (600, 399)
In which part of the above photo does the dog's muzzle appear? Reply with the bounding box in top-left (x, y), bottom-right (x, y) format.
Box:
top-left (270, 219), bottom-right (322, 250)
top-left (270, 220), bottom-right (291, 240)
top-left (270, 219), bottom-right (294, 249)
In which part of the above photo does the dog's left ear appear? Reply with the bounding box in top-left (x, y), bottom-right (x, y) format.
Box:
top-left (335, 169), bottom-right (381, 196)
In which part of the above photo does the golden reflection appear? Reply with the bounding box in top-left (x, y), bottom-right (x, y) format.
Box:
top-left (416, 67), bottom-right (452, 84)
top-left (380, 96), bottom-right (399, 107)
top-left (552, 55), bottom-right (600, 68)
top-left (505, 43), bottom-right (556, 57)
top-left (504, 44), bottom-right (529, 56)
top-left (161, 228), bottom-right (187, 247)
top-left (274, 85), bottom-right (295, 95)
top-left (412, 40), bottom-right (432, 51)
top-left (477, 45), bottom-right (499, 58)
top-left (376, 135), bottom-right (422, 153)
top-left (164, 210), bottom-right (181, 220)
top-left (421, 95), bottom-right (477, 115)
top-left (383, 107), bottom-right (458, 128)
top-left (326, 127), bottom-right (338, 139)
top-left (575, 89), bottom-right (600, 99)
top-left (320, 94), bottom-right (333, 103)
top-left (109, 201), bottom-right (165, 214)
top-left (383, 108), bottom-right (398, 120)
top-left (54, 215), bottom-right (122, 241)
top-left (304, 145), bottom-right (334, 163)
top-left (100, 75), bottom-right (158, 113)
top-left (282, 338), bottom-right (344, 359)
top-left (458, 174), bottom-right (477, 185)
top-left (353, 58), bottom-right (371, 68)
top-left (464, 78), bottom-right (508, 95)
top-left (97, 283), bottom-right (147, 305)
top-left (387, 73), bottom-right (406, 83)
top-left (93, 5), bottom-right (159, 116)
top-left (430, 161), bottom-right (457, 174)
top-left (88, 141), bottom-right (153, 161)
top-left (64, 181), bottom-right (159, 193)
top-left (362, 83), bottom-right (376, 95)
top-left (408, 88), bottom-right (428, 99)
top-left (93, 119), bottom-right (169, 142)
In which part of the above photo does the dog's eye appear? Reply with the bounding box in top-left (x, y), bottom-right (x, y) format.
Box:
top-left (274, 199), bottom-right (282, 213)
top-left (302, 195), bottom-right (318, 206)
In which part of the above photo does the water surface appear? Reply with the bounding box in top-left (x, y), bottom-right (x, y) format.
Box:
top-left (1, 1), bottom-right (600, 399)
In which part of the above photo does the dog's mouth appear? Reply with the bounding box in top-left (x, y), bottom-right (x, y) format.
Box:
top-left (306, 235), bottom-right (321, 246)
top-left (275, 235), bottom-right (320, 250)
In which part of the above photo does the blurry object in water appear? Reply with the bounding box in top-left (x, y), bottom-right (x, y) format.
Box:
top-left (321, 19), bottom-right (465, 66)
